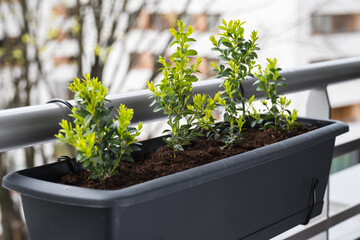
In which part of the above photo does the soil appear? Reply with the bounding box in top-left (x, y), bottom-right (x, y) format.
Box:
top-left (59, 126), bottom-right (314, 190)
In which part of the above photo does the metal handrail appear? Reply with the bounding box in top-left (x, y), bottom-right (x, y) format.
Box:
top-left (334, 138), bottom-right (360, 157)
top-left (0, 57), bottom-right (360, 152)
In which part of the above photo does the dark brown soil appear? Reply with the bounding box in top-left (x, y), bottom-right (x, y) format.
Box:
top-left (60, 126), bottom-right (314, 190)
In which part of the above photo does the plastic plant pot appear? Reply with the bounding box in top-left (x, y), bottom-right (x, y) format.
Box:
top-left (2, 118), bottom-right (348, 240)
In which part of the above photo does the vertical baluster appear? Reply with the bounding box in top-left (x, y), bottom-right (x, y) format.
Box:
top-left (306, 86), bottom-right (331, 240)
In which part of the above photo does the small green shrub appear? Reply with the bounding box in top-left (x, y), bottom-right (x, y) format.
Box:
top-left (210, 19), bottom-right (260, 145)
top-left (56, 74), bottom-right (142, 181)
top-left (209, 19), bottom-right (299, 144)
top-left (186, 92), bottom-right (220, 137)
top-left (254, 58), bottom-right (299, 130)
top-left (147, 20), bottom-right (215, 152)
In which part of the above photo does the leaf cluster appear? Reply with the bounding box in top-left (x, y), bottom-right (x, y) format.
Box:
top-left (210, 19), bottom-right (259, 81)
top-left (210, 19), bottom-right (259, 109)
top-left (148, 19), bottom-right (299, 150)
top-left (254, 58), bottom-right (299, 130)
top-left (186, 92), bottom-right (220, 137)
top-left (56, 74), bottom-right (142, 181)
top-left (210, 19), bottom-right (260, 146)
top-left (209, 19), bottom-right (299, 145)
top-left (147, 20), bottom-right (217, 153)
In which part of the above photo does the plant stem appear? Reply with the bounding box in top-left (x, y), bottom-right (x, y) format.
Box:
top-left (110, 150), bottom-right (124, 176)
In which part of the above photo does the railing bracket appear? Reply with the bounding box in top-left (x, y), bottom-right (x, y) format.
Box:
top-left (47, 98), bottom-right (74, 111)
top-left (303, 178), bottom-right (319, 225)
top-left (57, 156), bottom-right (82, 174)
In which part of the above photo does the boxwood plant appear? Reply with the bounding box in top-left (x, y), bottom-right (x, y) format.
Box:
top-left (209, 19), bottom-right (260, 146)
top-left (209, 19), bottom-right (298, 146)
top-left (254, 58), bottom-right (299, 131)
top-left (147, 18), bottom-right (298, 154)
top-left (147, 20), bottom-right (218, 153)
top-left (56, 74), bottom-right (142, 181)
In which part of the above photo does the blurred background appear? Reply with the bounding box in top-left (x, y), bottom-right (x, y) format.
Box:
top-left (0, 0), bottom-right (359, 239)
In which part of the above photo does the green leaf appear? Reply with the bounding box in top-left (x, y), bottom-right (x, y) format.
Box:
top-left (223, 49), bottom-right (230, 57)
top-left (277, 82), bottom-right (286, 88)
top-left (174, 144), bottom-right (184, 152)
top-left (75, 109), bottom-right (90, 118)
top-left (122, 155), bottom-right (134, 162)
top-left (185, 75), bottom-right (198, 82)
top-left (109, 139), bottom-right (121, 145)
top-left (250, 52), bottom-right (258, 59)
top-left (251, 120), bottom-right (257, 128)
top-left (153, 105), bottom-right (163, 112)
top-left (256, 82), bottom-right (267, 92)
top-left (149, 99), bottom-right (157, 107)
top-left (185, 49), bottom-right (198, 56)
top-left (222, 41), bottom-right (233, 48)
top-left (130, 144), bottom-right (141, 152)
top-left (92, 157), bottom-right (102, 164)
top-left (219, 55), bottom-right (230, 62)
top-left (211, 47), bottom-right (221, 52)
top-left (171, 52), bottom-right (180, 58)
top-left (170, 40), bottom-right (180, 47)
top-left (232, 52), bottom-right (241, 60)
top-left (222, 18), bottom-right (227, 27)
top-left (82, 159), bottom-right (91, 168)
top-left (84, 114), bottom-right (93, 126)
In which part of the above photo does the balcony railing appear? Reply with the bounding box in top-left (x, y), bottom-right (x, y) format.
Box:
top-left (1, 57), bottom-right (360, 239)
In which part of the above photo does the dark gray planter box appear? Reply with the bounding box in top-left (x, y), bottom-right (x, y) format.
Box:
top-left (2, 118), bottom-right (348, 240)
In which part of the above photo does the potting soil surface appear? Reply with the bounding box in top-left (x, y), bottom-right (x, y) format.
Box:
top-left (60, 127), bottom-right (313, 190)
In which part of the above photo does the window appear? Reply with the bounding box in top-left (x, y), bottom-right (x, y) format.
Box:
top-left (311, 13), bottom-right (360, 34)
top-left (135, 12), bottom-right (178, 31)
top-left (52, 5), bottom-right (68, 17)
top-left (207, 14), bottom-right (220, 31)
top-left (194, 14), bottom-right (207, 32)
top-left (53, 56), bottom-right (76, 66)
top-left (333, 15), bottom-right (355, 33)
top-left (152, 13), bottom-right (177, 30)
top-left (129, 52), bottom-right (154, 69)
top-left (193, 14), bottom-right (220, 32)
top-left (180, 14), bottom-right (194, 27)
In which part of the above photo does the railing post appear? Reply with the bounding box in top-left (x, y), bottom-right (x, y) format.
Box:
top-left (305, 86), bottom-right (331, 240)
top-left (306, 87), bottom-right (331, 119)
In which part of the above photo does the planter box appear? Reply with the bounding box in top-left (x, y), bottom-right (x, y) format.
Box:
top-left (3, 118), bottom-right (348, 240)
